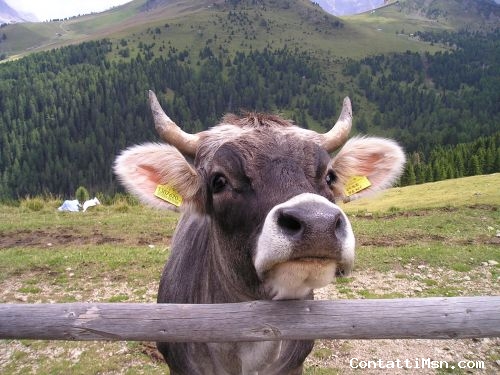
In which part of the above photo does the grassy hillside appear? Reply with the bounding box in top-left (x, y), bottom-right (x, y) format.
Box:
top-left (3, 0), bottom-right (498, 61)
top-left (0, 174), bottom-right (498, 374)
top-left (343, 173), bottom-right (500, 213)
top-left (0, 0), bottom-right (447, 61)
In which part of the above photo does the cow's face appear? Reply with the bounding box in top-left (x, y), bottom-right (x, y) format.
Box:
top-left (114, 91), bottom-right (406, 300)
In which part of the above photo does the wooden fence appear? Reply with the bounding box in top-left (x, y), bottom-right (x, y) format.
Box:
top-left (1, 296), bottom-right (499, 342)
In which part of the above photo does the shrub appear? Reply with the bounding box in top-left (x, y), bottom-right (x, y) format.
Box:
top-left (21, 197), bottom-right (45, 212)
top-left (112, 193), bottom-right (139, 207)
top-left (113, 202), bottom-right (130, 213)
top-left (75, 186), bottom-right (90, 203)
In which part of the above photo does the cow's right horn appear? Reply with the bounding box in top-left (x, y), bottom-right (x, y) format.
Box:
top-left (320, 97), bottom-right (352, 153)
top-left (149, 90), bottom-right (199, 157)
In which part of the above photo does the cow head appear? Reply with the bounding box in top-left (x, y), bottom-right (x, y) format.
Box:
top-left (114, 91), bottom-right (405, 300)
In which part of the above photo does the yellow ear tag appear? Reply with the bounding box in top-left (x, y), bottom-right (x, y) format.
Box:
top-left (344, 176), bottom-right (372, 197)
top-left (154, 185), bottom-right (183, 207)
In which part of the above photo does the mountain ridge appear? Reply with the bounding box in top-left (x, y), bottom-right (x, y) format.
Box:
top-left (316, 0), bottom-right (500, 17)
top-left (315, 0), bottom-right (386, 16)
top-left (0, 0), bottom-right (37, 24)
top-left (0, 0), bottom-right (438, 61)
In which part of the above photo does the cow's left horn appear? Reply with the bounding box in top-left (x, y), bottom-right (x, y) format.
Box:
top-left (149, 90), bottom-right (199, 157)
top-left (320, 97), bottom-right (352, 153)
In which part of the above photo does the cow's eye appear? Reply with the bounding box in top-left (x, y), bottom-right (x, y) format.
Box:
top-left (211, 174), bottom-right (228, 193)
top-left (325, 170), bottom-right (337, 187)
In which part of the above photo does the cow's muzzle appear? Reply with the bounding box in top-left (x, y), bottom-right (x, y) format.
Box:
top-left (255, 193), bottom-right (355, 299)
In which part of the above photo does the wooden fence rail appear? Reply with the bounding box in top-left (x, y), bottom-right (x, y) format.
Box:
top-left (1, 297), bottom-right (499, 342)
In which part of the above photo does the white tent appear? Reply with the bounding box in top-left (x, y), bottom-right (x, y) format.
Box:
top-left (57, 200), bottom-right (81, 212)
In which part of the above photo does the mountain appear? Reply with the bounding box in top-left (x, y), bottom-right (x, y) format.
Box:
top-left (0, 0), bottom-right (442, 61)
top-left (0, 0), bottom-right (498, 199)
top-left (394, 0), bottom-right (500, 28)
top-left (343, 0), bottom-right (500, 38)
top-left (317, 0), bottom-right (500, 17)
top-left (0, 0), bottom-right (37, 24)
top-left (315, 0), bottom-right (387, 16)
top-left (2, 0), bottom-right (498, 62)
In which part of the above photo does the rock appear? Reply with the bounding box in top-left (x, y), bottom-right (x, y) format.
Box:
top-left (15, 294), bottom-right (28, 302)
top-left (487, 260), bottom-right (498, 266)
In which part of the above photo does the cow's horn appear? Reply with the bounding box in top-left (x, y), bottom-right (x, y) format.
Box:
top-left (149, 90), bottom-right (199, 157)
top-left (320, 97), bottom-right (352, 153)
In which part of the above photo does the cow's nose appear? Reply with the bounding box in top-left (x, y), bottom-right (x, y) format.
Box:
top-left (276, 207), bottom-right (305, 239)
top-left (276, 204), bottom-right (345, 243)
top-left (254, 193), bottom-right (355, 280)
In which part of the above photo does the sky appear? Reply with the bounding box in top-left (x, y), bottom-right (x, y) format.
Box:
top-left (6, 0), bottom-right (133, 22)
top-left (7, 0), bottom-right (500, 21)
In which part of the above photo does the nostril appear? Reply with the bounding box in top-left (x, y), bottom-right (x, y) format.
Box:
top-left (277, 209), bottom-right (303, 235)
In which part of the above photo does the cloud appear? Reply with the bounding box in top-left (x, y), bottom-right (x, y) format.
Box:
top-left (6, 0), bottom-right (131, 21)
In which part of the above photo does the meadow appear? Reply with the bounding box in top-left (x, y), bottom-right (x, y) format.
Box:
top-left (0, 174), bottom-right (499, 374)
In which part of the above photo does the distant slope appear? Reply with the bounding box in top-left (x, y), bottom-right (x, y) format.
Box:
top-left (2, 0), bottom-right (498, 62)
top-left (346, 0), bottom-right (500, 35)
top-left (343, 174), bottom-right (500, 213)
top-left (397, 0), bottom-right (500, 28)
top-left (0, 0), bottom-right (445, 61)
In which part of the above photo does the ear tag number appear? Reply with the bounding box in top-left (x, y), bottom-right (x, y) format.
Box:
top-left (154, 185), bottom-right (183, 207)
top-left (344, 176), bottom-right (371, 197)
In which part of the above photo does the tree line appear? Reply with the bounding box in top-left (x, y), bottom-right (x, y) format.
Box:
top-left (0, 29), bottom-right (498, 200)
top-left (0, 41), bottom-right (332, 199)
top-left (344, 29), bottom-right (500, 155)
top-left (401, 133), bottom-right (500, 186)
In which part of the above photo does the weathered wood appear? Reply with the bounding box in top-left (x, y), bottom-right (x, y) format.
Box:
top-left (1, 297), bottom-right (499, 342)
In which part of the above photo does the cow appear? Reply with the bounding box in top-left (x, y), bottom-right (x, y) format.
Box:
top-left (114, 91), bottom-right (405, 375)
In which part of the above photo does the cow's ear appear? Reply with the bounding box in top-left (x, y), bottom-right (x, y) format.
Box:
top-left (330, 137), bottom-right (406, 201)
top-left (114, 143), bottom-right (200, 210)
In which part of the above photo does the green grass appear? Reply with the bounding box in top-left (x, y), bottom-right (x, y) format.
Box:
top-left (305, 367), bottom-right (340, 375)
top-left (0, 340), bottom-right (170, 375)
top-left (343, 173), bottom-right (500, 213)
top-left (0, 174), bottom-right (499, 373)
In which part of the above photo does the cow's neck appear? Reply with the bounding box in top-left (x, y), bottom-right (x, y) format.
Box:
top-left (161, 212), bottom-right (312, 374)
top-left (207, 228), bottom-right (263, 303)
top-left (165, 212), bottom-right (262, 304)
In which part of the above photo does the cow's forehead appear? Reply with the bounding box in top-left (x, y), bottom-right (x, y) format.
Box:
top-left (196, 122), bottom-right (326, 167)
